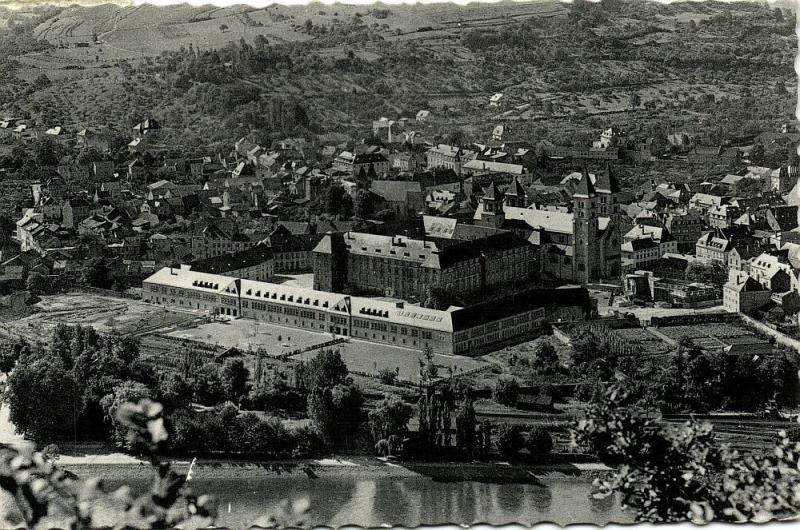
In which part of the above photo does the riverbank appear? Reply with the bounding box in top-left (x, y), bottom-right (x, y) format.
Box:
top-left (60, 455), bottom-right (613, 485)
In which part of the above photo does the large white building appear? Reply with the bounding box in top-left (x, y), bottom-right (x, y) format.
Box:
top-left (142, 267), bottom-right (590, 355)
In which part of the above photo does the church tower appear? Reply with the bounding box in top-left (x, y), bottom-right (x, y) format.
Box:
top-left (594, 163), bottom-right (622, 279)
top-left (573, 168), bottom-right (600, 284)
top-left (477, 181), bottom-right (505, 228)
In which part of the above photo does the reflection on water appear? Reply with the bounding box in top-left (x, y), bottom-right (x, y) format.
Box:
top-left (108, 475), bottom-right (629, 527)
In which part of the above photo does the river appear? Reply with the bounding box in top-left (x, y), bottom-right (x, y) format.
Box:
top-left (107, 474), bottom-right (630, 528)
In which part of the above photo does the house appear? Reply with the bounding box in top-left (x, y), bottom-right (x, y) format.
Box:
top-left (77, 127), bottom-right (116, 153)
top-left (724, 271), bottom-right (773, 314)
top-left (61, 197), bottom-right (93, 229)
top-left (462, 159), bottom-right (525, 177)
top-left (621, 238), bottom-right (661, 270)
top-left (186, 244), bottom-right (275, 282)
top-left (426, 145), bottom-right (477, 173)
top-left (132, 118), bottom-right (162, 139)
top-left (748, 251), bottom-right (793, 292)
top-left (687, 146), bottom-right (741, 165)
top-left (369, 180), bottom-right (424, 220)
top-left (665, 211), bottom-right (705, 252)
top-left (262, 225), bottom-right (317, 273)
top-left (332, 151), bottom-right (389, 178)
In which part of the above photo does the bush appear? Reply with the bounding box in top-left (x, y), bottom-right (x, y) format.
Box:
top-left (526, 427), bottom-right (554, 457)
top-left (378, 367), bottom-right (397, 385)
top-left (289, 425), bottom-right (325, 458)
top-left (495, 423), bottom-right (524, 458)
top-left (494, 376), bottom-right (520, 407)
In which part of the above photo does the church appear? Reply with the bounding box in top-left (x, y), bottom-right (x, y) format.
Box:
top-left (473, 168), bottom-right (622, 284)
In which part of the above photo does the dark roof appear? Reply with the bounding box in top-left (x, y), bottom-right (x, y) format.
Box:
top-left (595, 163), bottom-right (621, 194)
top-left (189, 245), bottom-right (274, 274)
top-left (505, 176), bottom-right (527, 197)
top-left (451, 286), bottom-right (591, 331)
top-left (483, 181), bottom-right (501, 201)
top-left (628, 238), bottom-right (658, 251)
top-left (573, 168), bottom-right (596, 198)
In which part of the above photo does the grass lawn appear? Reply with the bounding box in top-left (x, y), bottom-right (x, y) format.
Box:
top-left (291, 338), bottom-right (491, 384)
top-left (166, 319), bottom-right (333, 355)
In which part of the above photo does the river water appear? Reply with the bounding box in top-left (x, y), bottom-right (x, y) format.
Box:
top-left (114, 475), bottom-right (630, 528)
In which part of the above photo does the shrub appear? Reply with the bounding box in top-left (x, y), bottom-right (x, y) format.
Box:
top-left (494, 376), bottom-right (520, 407)
top-left (495, 423), bottom-right (524, 458)
top-left (378, 367), bottom-right (397, 385)
top-left (526, 427), bottom-right (554, 457)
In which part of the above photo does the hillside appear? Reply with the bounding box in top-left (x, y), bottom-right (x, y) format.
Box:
top-left (0, 0), bottom-right (795, 152)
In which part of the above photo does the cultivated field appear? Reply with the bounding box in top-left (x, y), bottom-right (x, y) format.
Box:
top-left (0, 292), bottom-right (201, 343)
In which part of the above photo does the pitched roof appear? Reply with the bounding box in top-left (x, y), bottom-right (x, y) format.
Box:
top-left (189, 245), bottom-right (274, 275)
top-left (483, 181), bottom-right (501, 201)
top-left (505, 176), bottom-right (527, 197)
top-left (369, 180), bottom-right (422, 202)
top-left (595, 163), bottom-right (621, 194)
top-left (573, 168), bottom-right (596, 198)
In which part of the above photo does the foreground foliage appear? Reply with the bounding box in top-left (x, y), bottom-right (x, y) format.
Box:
top-left (573, 381), bottom-right (800, 523)
top-left (0, 399), bottom-right (309, 529)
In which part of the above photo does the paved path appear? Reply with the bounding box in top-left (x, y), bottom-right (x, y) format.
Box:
top-left (741, 314), bottom-right (800, 353)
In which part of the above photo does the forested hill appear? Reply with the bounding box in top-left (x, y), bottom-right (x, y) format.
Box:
top-left (0, 0), bottom-right (794, 151)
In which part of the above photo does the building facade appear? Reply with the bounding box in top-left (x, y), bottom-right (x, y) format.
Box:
top-left (143, 267), bottom-right (591, 355)
top-left (311, 230), bottom-right (534, 300)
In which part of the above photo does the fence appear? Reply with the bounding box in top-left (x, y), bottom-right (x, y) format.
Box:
top-left (273, 337), bottom-right (347, 361)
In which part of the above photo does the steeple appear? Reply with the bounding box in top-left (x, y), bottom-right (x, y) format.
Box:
top-left (476, 180), bottom-right (505, 228)
top-left (504, 175), bottom-right (527, 207)
top-left (595, 163), bottom-right (621, 194)
top-left (573, 167), bottom-right (596, 198)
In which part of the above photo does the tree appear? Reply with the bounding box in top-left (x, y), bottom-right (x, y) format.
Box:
top-left (734, 178), bottom-right (763, 198)
top-left (525, 427), bottom-right (553, 457)
top-left (573, 381), bottom-right (800, 524)
top-left (307, 387), bottom-right (334, 441)
top-left (368, 393), bottom-right (413, 450)
top-left (219, 24), bottom-right (229, 32)
top-left (298, 349), bottom-right (349, 391)
top-left (323, 184), bottom-right (347, 217)
top-left (156, 371), bottom-right (194, 411)
top-left (749, 142), bottom-right (766, 165)
top-left (419, 346), bottom-right (438, 382)
top-left (81, 257), bottom-right (112, 289)
top-left (454, 394), bottom-right (477, 457)
top-left (25, 271), bottom-right (49, 295)
top-left (221, 358), bottom-right (250, 404)
top-left (32, 136), bottom-right (63, 166)
top-left (5, 357), bottom-right (80, 442)
top-left (495, 423), bottom-right (524, 458)
top-left (421, 285), bottom-right (452, 310)
top-left (32, 73), bottom-right (51, 90)
top-left (353, 189), bottom-right (376, 219)
top-left (192, 363), bottom-right (226, 405)
top-left (477, 419), bottom-right (493, 459)
top-left (630, 92), bottom-right (641, 108)
top-left (533, 340), bottom-right (558, 368)
top-left (100, 380), bottom-right (152, 450)
top-left (684, 260), bottom-right (726, 287)
top-left (494, 376), bottom-right (520, 407)
top-left (0, 215), bottom-right (15, 248)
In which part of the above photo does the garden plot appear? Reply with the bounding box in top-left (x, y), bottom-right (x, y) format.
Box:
top-left (0, 293), bottom-right (199, 343)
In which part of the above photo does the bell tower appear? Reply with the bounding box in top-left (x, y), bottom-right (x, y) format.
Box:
top-left (573, 169), bottom-right (599, 284)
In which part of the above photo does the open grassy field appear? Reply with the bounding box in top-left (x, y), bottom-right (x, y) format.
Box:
top-left (292, 338), bottom-right (491, 384)
top-left (166, 318), bottom-right (333, 355)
